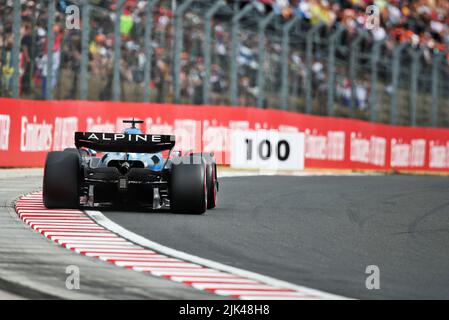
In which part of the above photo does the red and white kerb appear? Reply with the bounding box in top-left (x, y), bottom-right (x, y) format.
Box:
top-left (15, 192), bottom-right (327, 300)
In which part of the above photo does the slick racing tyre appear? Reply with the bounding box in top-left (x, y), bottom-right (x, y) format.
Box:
top-left (205, 160), bottom-right (217, 209)
top-left (64, 148), bottom-right (90, 157)
top-left (43, 151), bottom-right (81, 209)
top-left (63, 148), bottom-right (80, 155)
top-left (188, 153), bottom-right (218, 210)
top-left (170, 156), bottom-right (207, 214)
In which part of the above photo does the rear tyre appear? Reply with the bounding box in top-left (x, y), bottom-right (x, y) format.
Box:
top-left (63, 148), bottom-right (79, 154)
top-left (43, 151), bottom-right (81, 209)
top-left (188, 153), bottom-right (218, 210)
top-left (170, 156), bottom-right (207, 214)
top-left (206, 162), bottom-right (217, 209)
top-left (65, 148), bottom-right (91, 157)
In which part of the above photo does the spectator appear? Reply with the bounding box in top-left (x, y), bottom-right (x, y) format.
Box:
top-left (1, 0), bottom-right (449, 108)
top-left (39, 24), bottom-right (62, 99)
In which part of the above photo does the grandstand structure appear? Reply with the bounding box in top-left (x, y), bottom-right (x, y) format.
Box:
top-left (1, 0), bottom-right (449, 127)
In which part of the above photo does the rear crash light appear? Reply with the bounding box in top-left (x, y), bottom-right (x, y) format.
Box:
top-left (119, 178), bottom-right (128, 190)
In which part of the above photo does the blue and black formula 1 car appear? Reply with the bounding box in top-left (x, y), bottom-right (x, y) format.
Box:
top-left (43, 119), bottom-right (218, 214)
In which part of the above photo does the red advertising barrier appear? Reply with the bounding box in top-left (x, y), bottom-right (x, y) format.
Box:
top-left (1, 98), bottom-right (449, 172)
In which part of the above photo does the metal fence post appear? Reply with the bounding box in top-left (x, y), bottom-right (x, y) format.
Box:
top-left (173, 0), bottom-right (194, 104)
top-left (203, 0), bottom-right (226, 105)
top-left (349, 30), bottom-right (366, 117)
top-left (369, 38), bottom-right (385, 122)
top-left (410, 48), bottom-right (422, 126)
top-left (390, 42), bottom-right (408, 125)
top-left (305, 22), bottom-right (324, 114)
top-left (431, 50), bottom-right (448, 127)
top-left (279, 16), bottom-right (301, 110)
top-left (112, 0), bottom-right (126, 101)
top-left (143, 0), bottom-right (159, 103)
top-left (46, 0), bottom-right (56, 100)
top-left (79, 0), bottom-right (90, 100)
top-left (326, 24), bottom-right (345, 116)
top-left (257, 11), bottom-right (276, 109)
top-left (11, 0), bottom-right (21, 98)
top-left (230, 3), bottom-right (254, 106)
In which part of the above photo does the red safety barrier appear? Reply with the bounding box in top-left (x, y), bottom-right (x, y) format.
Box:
top-left (1, 98), bottom-right (449, 172)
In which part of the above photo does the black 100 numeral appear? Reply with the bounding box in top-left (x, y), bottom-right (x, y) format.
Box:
top-left (245, 139), bottom-right (290, 161)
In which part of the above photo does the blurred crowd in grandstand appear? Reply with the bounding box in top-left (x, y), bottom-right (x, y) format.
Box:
top-left (1, 0), bottom-right (449, 112)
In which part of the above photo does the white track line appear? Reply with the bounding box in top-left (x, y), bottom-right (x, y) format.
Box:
top-left (85, 209), bottom-right (346, 299)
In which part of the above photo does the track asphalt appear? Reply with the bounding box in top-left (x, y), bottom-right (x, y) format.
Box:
top-left (103, 175), bottom-right (449, 299)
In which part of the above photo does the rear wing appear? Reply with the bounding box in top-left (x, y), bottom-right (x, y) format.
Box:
top-left (75, 132), bottom-right (175, 153)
